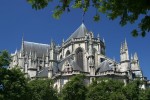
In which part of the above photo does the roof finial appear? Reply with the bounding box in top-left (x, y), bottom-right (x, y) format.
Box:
top-left (131, 53), bottom-right (133, 60)
top-left (51, 38), bottom-right (53, 44)
top-left (21, 33), bottom-right (25, 56)
top-left (103, 38), bottom-right (105, 43)
top-left (15, 49), bottom-right (17, 54)
top-left (124, 38), bottom-right (128, 49)
top-left (82, 11), bottom-right (85, 23)
top-left (97, 33), bottom-right (100, 38)
top-left (22, 33), bottom-right (24, 42)
top-left (113, 57), bottom-right (116, 61)
top-left (134, 52), bottom-right (138, 60)
top-left (82, 0), bottom-right (85, 24)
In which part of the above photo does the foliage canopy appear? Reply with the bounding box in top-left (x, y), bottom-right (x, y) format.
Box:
top-left (0, 50), bottom-right (11, 67)
top-left (27, 0), bottom-right (150, 37)
top-left (0, 67), bottom-right (28, 100)
top-left (0, 50), bottom-right (150, 99)
top-left (61, 74), bottom-right (87, 100)
top-left (27, 79), bottom-right (58, 100)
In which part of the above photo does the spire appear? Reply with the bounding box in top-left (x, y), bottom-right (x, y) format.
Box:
top-left (21, 33), bottom-right (25, 56)
top-left (46, 48), bottom-right (49, 56)
top-left (120, 39), bottom-right (129, 61)
top-left (15, 49), bottom-right (17, 54)
top-left (34, 52), bottom-right (37, 60)
top-left (131, 53), bottom-right (133, 60)
top-left (97, 33), bottom-right (100, 41)
top-left (97, 34), bottom-right (99, 37)
top-left (22, 33), bottom-right (24, 42)
top-left (103, 38), bottom-right (105, 44)
top-left (50, 39), bottom-right (55, 49)
top-left (124, 38), bottom-right (128, 50)
top-left (134, 52), bottom-right (138, 60)
top-left (122, 42), bottom-right (125, 52)
top-left (29, 50), bottom-right (32, 59)
top-left (120, 42), bottom-right (123, 53)
top-left (97, 33), bottom-right (100, 38)
top-left (50, 39), bottom-right (53, 45)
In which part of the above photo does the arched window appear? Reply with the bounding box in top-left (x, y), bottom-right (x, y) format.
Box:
top-left (100, 58), bottom-right (105, 62)
top-left (65, 50), bottom-right (70, 57)
top-left (94, 48), bottom-right (97, 66)
top-left (60, 55), bottom-right (62, 60)
top-left (39, 66), bottom-right (42, 70)
top-left (101, 47), bottom-right (105, 55)
top-left (76, 48), bottom-right (83, 70)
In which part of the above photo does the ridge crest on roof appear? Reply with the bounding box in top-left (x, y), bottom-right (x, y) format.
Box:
top-left (24, 41), bottom-right (49, 46)
top-left (65, 23), bottom-right (88, 42)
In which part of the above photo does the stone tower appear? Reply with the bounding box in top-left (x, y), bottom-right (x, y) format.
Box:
top-left (88, 32), bottom-right (95, 75)
top-left (120, 39), bottom-right (130, 72)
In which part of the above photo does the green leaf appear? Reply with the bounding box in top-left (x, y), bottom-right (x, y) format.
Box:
top-left (93, 14), bottom-right (100, 21)
top-left (141, 31), bottom-right (146, 37)
top-left (98, 6), bottom-right (106, 13)
top-left (131, 29), bottom-right (138, 37)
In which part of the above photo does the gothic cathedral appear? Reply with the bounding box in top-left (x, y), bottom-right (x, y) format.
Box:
top-left (10, 23), bottom-right (148, 90)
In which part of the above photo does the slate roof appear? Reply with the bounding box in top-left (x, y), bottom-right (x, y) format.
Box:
top-left (65, 23), bottom-right (88, 42)
top-left (96, 60), bottom-right (114, 73)
top-left (70, 60), bottom-right (83, 71)
top-left (58, 55), bottom-right (74, 69)
top-left (52, 66), bottom-right (59, 74)
top-left (37, 67), bottom-right (49, 78)
top-left (23, 41), bottom-right (49, 57)
top-left (58, 54), bottom-right (83, 72)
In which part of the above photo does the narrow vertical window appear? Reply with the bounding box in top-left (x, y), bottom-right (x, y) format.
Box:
top-left (76, 48), bottom-right (83, 70)
top-left (60, 55), bottom-right (62, 60)
top-left (65, 50), bottom-right (70, 57)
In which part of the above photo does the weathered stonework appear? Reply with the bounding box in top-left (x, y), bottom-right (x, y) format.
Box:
top-left (10, 23), bottom-right (148, 90)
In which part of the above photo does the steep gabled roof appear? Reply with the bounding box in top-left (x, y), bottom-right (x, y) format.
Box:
top-left (65, 23), bottom-right (88, 42)
top-left (23, 41), bottom-right (49, 57)
top-left (37, 67), bottom-right (49, 78)
top-left (96, 60), bottom-right (113, 73)
top-left (58, 55), bottom-right (83, 72)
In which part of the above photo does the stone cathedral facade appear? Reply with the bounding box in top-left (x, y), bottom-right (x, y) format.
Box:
top-left (10, 23), bottom-right (148, 90)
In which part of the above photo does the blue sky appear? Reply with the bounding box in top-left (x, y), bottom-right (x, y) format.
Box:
top-left (0, 0), bottom-right (150, 79)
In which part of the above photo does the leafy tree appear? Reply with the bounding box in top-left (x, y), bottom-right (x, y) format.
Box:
top-left (27, 0), bottom-right (150, 37)
top-left (61, 74), bottom-right (87, 100)
top-left (139, 88), bottom-right (150, 100)
top-left (0, 67), bottom-right (28, 100)
top-left (27, 79), bottom-right (58, 100)
top-left (0, 50), bottom-right (11, 67)
top-left (87, 78), bottom-right (126, 100)
top-left (87, 78), bottom-right (150, 100)
top-left (122, 80), bottom-right (142, 100)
